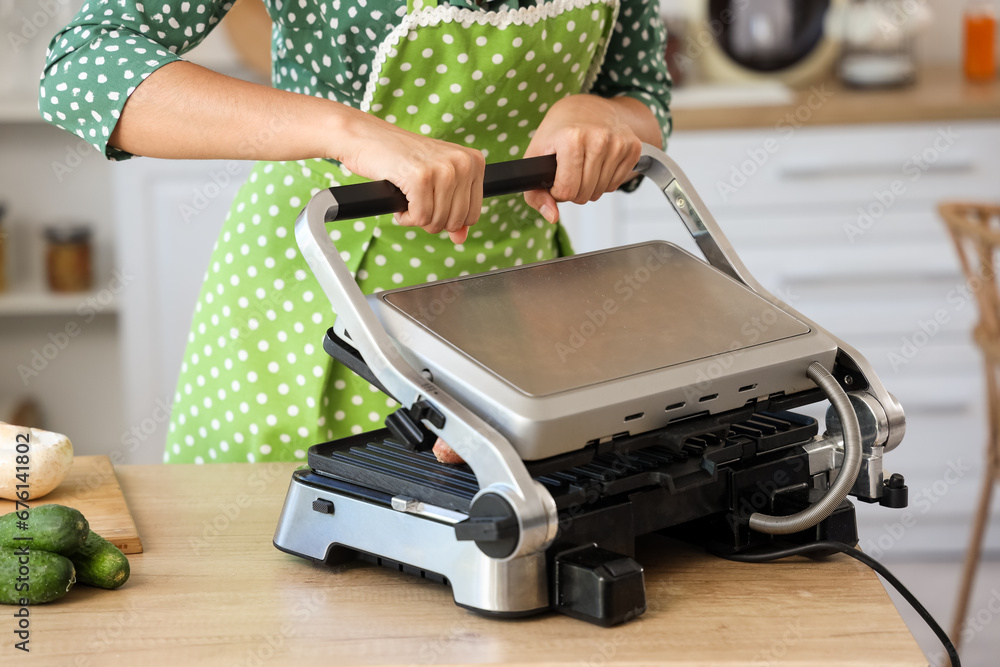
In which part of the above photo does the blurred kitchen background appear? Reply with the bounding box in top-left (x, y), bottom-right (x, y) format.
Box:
top-left (1, 0), bottom-right (998, 662)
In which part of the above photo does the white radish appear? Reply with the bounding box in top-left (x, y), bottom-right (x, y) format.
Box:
top-left (0, 422), bottom-right (74, 500)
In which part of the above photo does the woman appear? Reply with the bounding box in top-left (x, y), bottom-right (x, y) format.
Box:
top-left (40, 0), bottom-right (671, 463)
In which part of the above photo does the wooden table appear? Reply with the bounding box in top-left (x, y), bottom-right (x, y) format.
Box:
top-left (16, 463), bottom-right (929, 666)
top-left (672, 65), bottom-right (1000, 131)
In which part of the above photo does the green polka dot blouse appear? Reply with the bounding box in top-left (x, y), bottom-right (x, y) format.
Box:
top-left (39, 0), bottom-right (672, 465)
top-left (40, 0), bottom-right (670, 159)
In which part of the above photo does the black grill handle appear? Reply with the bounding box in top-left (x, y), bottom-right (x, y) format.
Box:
top-left (323, 155), bottom-right (557, 223)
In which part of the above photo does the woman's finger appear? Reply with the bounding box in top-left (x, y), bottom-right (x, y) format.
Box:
top-left (589, 141), bottom-right (621, 200)
top-left (391, 143), bottom-right (486, 239)
top-left (444, 158), bottom-right (475, 235)
top-left (549, 140), bottom-right (585, 204)
top-left (464, 151), bottom-right (486, 230)
top-left (428, 160), bottom-right (460, 234)
top-left (398, 166), bottom-right (436, 231)
top-left (441, 150), bottom-right (485, 239)
top-left (608, 139), bottom-right (643, 192)
top-left (523, 188), bottom-right (560, 223)
top-left (575, 138), bottom-right (608, 204)
top-left (592, 136), bottom-right (635, 197)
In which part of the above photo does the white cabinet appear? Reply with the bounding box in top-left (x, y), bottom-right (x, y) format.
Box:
top-left (114, 160), bottom-right (252, 463)
top-left (585, 120), bottom-right (1000, 557)
top-left (0, 122), bottom-right (124, 454)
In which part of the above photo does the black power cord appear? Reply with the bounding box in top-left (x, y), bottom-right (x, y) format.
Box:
top-left (714, 540), bottom-right (961, 667)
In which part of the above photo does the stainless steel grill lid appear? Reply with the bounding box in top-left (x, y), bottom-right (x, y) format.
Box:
top-left (379, 242), bottom-right (810, 397)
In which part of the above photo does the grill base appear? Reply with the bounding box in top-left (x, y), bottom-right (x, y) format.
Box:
top-left (276, 405), bottom-right (860, 625)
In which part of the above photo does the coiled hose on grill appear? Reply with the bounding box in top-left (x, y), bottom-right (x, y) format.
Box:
top-left (749, 361), bottom-right (863, 535)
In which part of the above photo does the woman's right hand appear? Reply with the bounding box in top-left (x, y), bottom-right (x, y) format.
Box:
top-left (335, 113), bottom-right (486, 244)
top-left (100, 61), bottom-right (483, 244)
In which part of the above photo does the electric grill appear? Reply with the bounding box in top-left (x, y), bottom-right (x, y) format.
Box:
top-left (273, 144), bottom-right (908, 626)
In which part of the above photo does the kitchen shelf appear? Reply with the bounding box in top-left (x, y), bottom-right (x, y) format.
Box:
top-left (672, 65), bottom-right (1000, 131)
top-left (0, 282), bottom-right (118, 317)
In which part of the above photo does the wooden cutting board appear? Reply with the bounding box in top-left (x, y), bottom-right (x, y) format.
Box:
top-left (0, 455), bottom-right (142, 554)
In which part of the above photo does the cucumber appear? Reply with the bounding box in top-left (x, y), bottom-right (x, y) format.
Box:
top-left (0, 504), bottom-right (89, 555)
top-left (69, 530), bottom-right (129, 589)
top-left (0, 549), bottom-right (76, 604)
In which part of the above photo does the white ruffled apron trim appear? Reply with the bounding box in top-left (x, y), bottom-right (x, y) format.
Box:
top-left (360, 0), bottom-right (621, 114)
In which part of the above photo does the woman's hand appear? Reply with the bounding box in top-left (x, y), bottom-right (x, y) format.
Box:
top-left (106, 63), bottom-right (486, 244)
top-left (522, 94), bottom-right (651, 224)
top-left (432, 438), bottom-right (465, 464)
top-left (337, 114), bottom-right (486, 244)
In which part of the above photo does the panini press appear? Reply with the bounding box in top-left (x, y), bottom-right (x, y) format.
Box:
top-left (273, 144), bottom-right (908, 626)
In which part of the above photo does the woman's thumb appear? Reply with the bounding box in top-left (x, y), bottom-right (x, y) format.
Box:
top-left (524, 189), bottom-right (560, 224)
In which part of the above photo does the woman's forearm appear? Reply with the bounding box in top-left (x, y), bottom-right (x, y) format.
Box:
top-left (109, 62), bottom-right (664, 163)
top-left (110, 60), bottom-right (487, 242)
top-left (108, 60), bottom-right (367, 162)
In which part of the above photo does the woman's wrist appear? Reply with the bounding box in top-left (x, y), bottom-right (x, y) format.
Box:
top-left (317, 101), bottom-right (370, 165)
top-left (545, 93), bottom-right (660, 149)
top-left (598, 94), bottom-right (662, 149)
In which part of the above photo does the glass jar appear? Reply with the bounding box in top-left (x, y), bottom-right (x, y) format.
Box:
top-left (44, 226), bottom-right (92, 292)
top-left (964, 1), bottom-right (997, 82)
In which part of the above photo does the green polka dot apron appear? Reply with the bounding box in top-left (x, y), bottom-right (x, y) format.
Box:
top-left (165, 0), bottom-right (621, 463)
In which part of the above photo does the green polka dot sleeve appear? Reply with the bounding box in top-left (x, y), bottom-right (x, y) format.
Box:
top-left (39, 0), bottom-right (670, 160)
top-left (594, 0), bottom-right (672, 149)
top-left (39, 0), bottom-right (235, 160)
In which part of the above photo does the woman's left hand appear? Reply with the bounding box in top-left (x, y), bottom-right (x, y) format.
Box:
top-left (430, 95), bottom-right (660, 467)
top-left (522, 94), bottom-right (645, 224)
